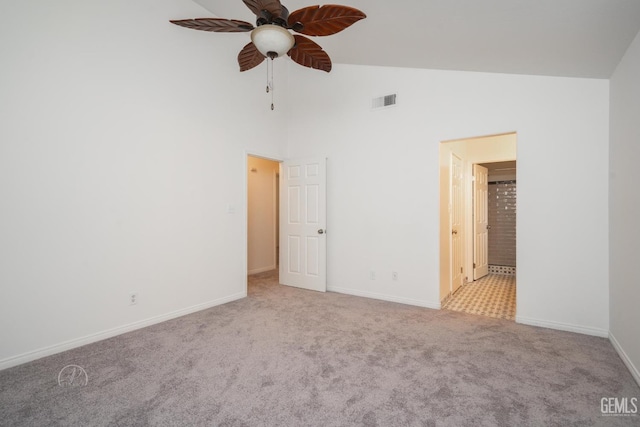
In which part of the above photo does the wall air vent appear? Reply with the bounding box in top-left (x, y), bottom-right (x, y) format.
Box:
top-left (372, 93), bottom-right (397, 110)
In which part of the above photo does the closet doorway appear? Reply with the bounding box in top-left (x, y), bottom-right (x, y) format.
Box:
top-left (247, 155), bottom-right (281, 276)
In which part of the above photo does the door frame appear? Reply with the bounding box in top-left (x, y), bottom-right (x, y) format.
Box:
top-left (450, 153), bottom-right (464, 296)
top-left (439, 132), bottom-right (517, 304)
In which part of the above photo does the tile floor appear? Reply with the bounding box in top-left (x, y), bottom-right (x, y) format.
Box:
top-left (443, 274), bottom-right (516, 321)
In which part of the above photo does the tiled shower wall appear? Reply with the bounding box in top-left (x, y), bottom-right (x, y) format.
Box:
top-left (488, 180), bottom-right (516, 269)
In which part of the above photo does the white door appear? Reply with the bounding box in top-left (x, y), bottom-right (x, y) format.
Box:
top-left (473, 164), bottom-right (489, 280)
top-left (279, 157), bottom-right (327, 292)
top-left (451, 154), bottom-right (464, 293)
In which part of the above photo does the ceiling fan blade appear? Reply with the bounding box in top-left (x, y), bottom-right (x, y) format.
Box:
top-left (238, 42), bottom-right (266, 72)
top-left (288, 5), bottom-right (366, 36)
top-left (170, 18), bottom-right (254, 32)
top-left (242, 0), bottom-right (283, 19)
top-left (287, 35), bottom-right (331, 72)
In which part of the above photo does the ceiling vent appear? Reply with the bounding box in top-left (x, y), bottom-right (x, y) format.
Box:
top-left (372, 93), bottom-right (397, 110)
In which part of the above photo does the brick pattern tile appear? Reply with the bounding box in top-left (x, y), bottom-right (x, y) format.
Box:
top-left (488, 181), bottom-right (516, 267)
top-left (488, 265), bottom-right (516, 275)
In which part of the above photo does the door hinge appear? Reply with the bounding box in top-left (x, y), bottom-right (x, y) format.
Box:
top-left (473, 263), bottom-right (476, 269)
top-left (460, 267), bottom-right (463, 273)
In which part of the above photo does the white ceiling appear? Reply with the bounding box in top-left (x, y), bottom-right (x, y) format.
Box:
top-left (191, 0), bottom-right (640, 79)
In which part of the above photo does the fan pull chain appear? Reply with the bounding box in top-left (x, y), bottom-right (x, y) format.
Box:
top-left (267, 59), bottom-right (275, 110)
top-left (263, 58), bottom-right (276, 110)
top-left (265, 58), bottom-right (270, 94)
top-left (269, 58), bottom-right (275, 110)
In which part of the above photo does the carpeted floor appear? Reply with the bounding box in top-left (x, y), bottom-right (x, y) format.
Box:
top-left (0, 270), bottom-right (638, 426)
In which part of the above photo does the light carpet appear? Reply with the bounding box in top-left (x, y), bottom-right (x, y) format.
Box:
top-left (0, 270), bottom-right (638, 426)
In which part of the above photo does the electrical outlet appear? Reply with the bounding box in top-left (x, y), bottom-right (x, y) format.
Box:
top-left (370, 271), bottom-right (376, 280)
top-left (392, 271), bottom-right (398, 281)
top-left (129, 292), bottom-right (138, 305)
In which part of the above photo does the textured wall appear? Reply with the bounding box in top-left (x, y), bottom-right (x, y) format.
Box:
top-left (488, 181), bottom-right (517, 267)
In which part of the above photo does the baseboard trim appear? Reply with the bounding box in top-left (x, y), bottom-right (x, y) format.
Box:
top-left (248, 265), bottom-right (277, 275)
top-left (327, 286), bottom-right (441, 310)
top-left (609, 332), bottom-right (640, 387)
top-left (515, 315), bottom-right (609, 338)
top-left (0, 291), bottom-right (246, 371)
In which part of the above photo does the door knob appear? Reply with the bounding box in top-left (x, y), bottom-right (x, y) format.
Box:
top-left (318, 229), bottom-right (325, 235)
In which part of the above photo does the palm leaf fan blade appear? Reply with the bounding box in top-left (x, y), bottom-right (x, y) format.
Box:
top-left (287, 35), bottom-right (331, 72)
top-left (287, 5), bottom-right (366, 36)
top-left (170, 18), bottom-right (254, 32)
top-left (243, 0), bottom-right (283, 19)
top-left (238, 42), bottom-right (266, 72)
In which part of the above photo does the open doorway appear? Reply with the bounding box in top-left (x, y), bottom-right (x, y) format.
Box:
top-left (246, 155), bottom-right (328, 295)
top-left (247, 155), bottom-right (280, 276)
top-left (439, 133), bottom-right (517, 320)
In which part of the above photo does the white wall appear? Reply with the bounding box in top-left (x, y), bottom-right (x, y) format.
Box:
top-left (0, 0), bottom-right (288, 368)
top-left (247, 156), bottom-right (280, 274)
top-left (287, 64), bottom-right (610, 336)
top-left (609, 30), bottom-right (640, 384)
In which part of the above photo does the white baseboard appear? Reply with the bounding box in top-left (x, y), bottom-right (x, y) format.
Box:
top-left (248, 265), bottom-right (277, 275)
top-left (328, 286), bottom-right (441, 310)
top-left (0, 292), bottom-right (246, 371)
top-left (609, 332), bottom-right (640, 387)
top-left (515, 315), bottom-right (609, 338)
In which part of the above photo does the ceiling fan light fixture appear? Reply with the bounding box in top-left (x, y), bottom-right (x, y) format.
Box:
top-left (250, 24), bottom-right (295, 59)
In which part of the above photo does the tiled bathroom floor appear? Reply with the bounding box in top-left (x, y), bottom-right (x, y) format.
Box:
top-left (443, 274), bottom-right (516, 320)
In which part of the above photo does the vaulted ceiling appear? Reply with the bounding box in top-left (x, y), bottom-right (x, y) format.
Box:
top-left (191, 0), bottom-right (640, 78)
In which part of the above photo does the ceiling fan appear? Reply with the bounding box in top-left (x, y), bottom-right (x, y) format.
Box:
top-left (170, 0), bottom-right (366, 73)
